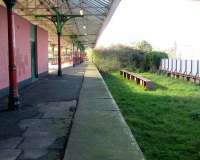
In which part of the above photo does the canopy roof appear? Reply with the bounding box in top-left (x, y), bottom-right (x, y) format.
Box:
top-left (0, 0), bottom-right (121, 48)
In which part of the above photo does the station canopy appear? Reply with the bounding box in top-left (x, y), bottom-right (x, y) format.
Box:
top-left (0, 0), bottom-right (121, 48)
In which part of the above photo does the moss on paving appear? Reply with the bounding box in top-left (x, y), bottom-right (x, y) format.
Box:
top-left (103, 72), bottom-right (200, 160)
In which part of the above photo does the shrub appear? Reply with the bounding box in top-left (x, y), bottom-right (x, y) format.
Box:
top-left (92, 43), bottom-right (168, 72)
top-left (92, 49), bottom-right (120, 72)
top-left (144, 51), bottom-right (168, 71)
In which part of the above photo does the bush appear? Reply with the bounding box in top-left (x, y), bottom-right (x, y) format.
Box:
top-left (144, 51), bottom-right (168, 71)
top-left (92, 42), bottom-right (168, 73)
top-left (92, 49), bottom-right (120, 72)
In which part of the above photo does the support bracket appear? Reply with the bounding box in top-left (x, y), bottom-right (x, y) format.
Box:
top-left (3, 0), bottom-right (16, 9)
top-left (35, 14), bottom-right (84, 34)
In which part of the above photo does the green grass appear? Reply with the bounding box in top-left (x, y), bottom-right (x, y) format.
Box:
top-left (103, 72), bottom-right (200, 160)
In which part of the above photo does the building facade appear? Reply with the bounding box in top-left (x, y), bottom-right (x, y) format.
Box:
top-left (0, 6), bottom-right (48, 97)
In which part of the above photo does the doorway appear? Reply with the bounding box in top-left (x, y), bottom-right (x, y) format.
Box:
top-left (30, 25), bottom-right (38, 80)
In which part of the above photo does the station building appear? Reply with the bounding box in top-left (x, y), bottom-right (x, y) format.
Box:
top-left (0, 5), bottom-right (48, 97)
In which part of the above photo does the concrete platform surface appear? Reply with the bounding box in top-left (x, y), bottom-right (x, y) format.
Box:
top-left (64, 63), bottom-right (145, 160)
top-left (0, 64), bottom-right (86, 160)
top-left (0, 62), bottom-right (144, 160)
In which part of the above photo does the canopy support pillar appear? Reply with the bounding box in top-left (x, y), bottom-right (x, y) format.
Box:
top-left (35, 14), bottom-right (83, 76)
top-left (3, 0), bottom-right (20, 110)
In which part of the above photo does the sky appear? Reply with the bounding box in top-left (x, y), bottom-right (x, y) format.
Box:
top-left (96, 0), bottom-right (200, 59)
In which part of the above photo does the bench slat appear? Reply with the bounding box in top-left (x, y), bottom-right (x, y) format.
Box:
top-left (120, 70), bottom-right (154, 90)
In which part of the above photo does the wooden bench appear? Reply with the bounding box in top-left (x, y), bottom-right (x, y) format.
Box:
top-left (165, 68), bottom-right (171, 76)
top-left (174, 71), bottom-right (184, 78)
top-left (120, 70), bottom-right (154, 90)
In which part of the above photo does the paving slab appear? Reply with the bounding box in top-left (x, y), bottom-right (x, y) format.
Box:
top-left (0, 149), bottom-right (22, 160)
top-left (64, 63), bottom-right (145, 160)
top-left (0, 63), bottom-right (87, 160)
top-left (80, 87), bottom-right (111, 99)
top-left (19, 118), bottom-right (70, 134)
top-left (71, 110), bottom-right (129, 132)
top-left (20, 65), bottom-right (86, 106)
top-left (0, 137), bottom-right (23, 149)
top-left (78, 97), bottom-right (119, 111)
top-left (39, 101), bottom-right (76, 119)
top-left (18, 136), bottom-right (56, 149)
top-left (19, 149), bottom-right (48, 160)
top-left (19, 149), bottom-right (61, 160)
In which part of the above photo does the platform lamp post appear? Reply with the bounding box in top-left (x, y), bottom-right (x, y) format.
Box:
top-left (36, 13), bottom-right (83, 76)
top-left (3, 0), bottom-right (20, 110)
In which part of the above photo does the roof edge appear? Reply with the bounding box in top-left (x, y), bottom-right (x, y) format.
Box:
top-left (94, 0), bottom-right (122, 48)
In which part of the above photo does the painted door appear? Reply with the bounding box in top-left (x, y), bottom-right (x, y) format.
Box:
top-left (30, 25), bottom-right (37, 79)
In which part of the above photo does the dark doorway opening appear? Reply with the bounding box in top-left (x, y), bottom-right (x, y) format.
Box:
top-left (30, 25), bottom-right (38, 80)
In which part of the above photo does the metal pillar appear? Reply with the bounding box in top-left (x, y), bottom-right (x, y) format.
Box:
top-left (57, 32), bottom-right (62, 76)
top-left (78, 49), bottom-right (80, 64)
top-left (75, 46), bottom-right (78, 65)
top-left (3, 0), bottom-right (20, 110)
top-left (79, 49), bottom-right (81, 64)
top-left (77, 47), bottom-right (79, 64)
top-left (72, 43), bottom-right (75, 67)
top-left (180, 60), bottom-right (182, 73)
top-left (51, 44), bottom-right (56, 64)
top-left (185, 60), bottom-right (188, 80)
top-left (36, 14), bottom-right (83, 75)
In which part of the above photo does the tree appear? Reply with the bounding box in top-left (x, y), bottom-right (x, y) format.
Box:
top-left (135, 40), bottom-right (153, 53)
top-left (144, 51), bottom-right (168, 71)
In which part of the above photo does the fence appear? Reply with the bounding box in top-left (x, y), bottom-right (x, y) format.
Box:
top-left (160, 59), bottom-right (200, 76)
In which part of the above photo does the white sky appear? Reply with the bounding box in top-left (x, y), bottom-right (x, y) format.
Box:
top-left (96, 0), bottom-right (200, 59)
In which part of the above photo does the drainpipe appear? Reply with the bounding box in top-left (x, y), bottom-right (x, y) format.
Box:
top-left (3, 0), bottom-right (20, 110)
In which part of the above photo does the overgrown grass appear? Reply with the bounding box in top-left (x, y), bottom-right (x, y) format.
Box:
top-left (103, 72), bottom-right (200, 160)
